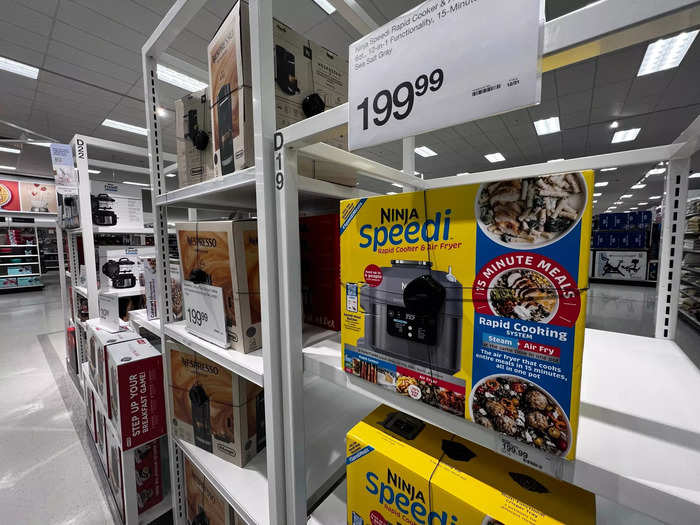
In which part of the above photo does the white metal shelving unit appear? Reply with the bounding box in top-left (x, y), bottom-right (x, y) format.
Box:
top-left (140, 1), bottom-right (700, 525)
top-left (0, 222), bottom-right (43, 290)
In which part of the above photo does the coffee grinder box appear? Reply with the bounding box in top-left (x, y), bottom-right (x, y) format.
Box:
top-left (106, 338), bottom-right (166, 450)
top-left (169, 340), bottom-right (265, 467)
top-left (185, 456), bottom-right (244, 525)
top-left (340, 172), bottom-right (594, 461)
top-left (176, 220), bottom-right (261, 353)
top-left (346, 405), bottom-right (595, 525)
top-left (176, 89), bottom-right (218, 188)
top-left (141, 256), bottom-right (158, 320)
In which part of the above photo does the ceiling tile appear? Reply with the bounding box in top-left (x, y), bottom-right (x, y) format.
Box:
top-left (3, 0), bottom-right (53, 35)
top-left (595, 44), bottom-right (645, 86)
top-left (43, 55), bottom-right (134, 94)
top-left (71, 0), bottom-right (162, 36)
top-left (0, 19), bottom-right (49, 54)
top-left (555, 60), bottom-right (595, 96)
top-left (559, 110), bottom-right (589, 129)
top-left (0, 39), bottom-right (45, 67)
top-left (46, 41), bottom-right (139, 84)
top-left (558, 89), bottom-right (592, 114)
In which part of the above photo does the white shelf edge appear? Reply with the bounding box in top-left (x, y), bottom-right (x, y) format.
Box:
top-left (128, 309), bottom-right (162, 337)
top-left (100, 286), bottom-right (146, 298)
top-left (93, 226), bottom-right (154, 234)
top-left (155, 166), bottom-right (256, 207)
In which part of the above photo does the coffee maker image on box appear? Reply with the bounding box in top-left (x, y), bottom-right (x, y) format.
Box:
top-left (216, 84), bottom-right (235, 175)
top-left (358, 260), bottom-right (463, 374)
top-left (91, 193), bottom-right (118, 226)
top-left (275, 44), bottom-right (299, 95)
top-left (189, 383), bottom-right (213, 453)
top-left (102, 258), bottom-right (137, 289)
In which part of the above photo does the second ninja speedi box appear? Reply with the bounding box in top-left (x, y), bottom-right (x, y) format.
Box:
top-left (340, 172), bottom-right (593, 461)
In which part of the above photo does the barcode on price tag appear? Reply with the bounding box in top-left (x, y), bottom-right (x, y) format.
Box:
top-left (183, 281), bottom-right (228, 347)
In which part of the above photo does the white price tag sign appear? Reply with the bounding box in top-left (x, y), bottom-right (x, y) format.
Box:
top-left (98, 293), bottom-right (121, 333)
top-left (183, 281), bottom-right (228, 347)
top-left (348, 0), bottom-right (544, 150)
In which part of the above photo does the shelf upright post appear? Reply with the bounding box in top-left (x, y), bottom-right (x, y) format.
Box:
top-left (655, 157), bottom-right (690, 339)
top-left (248, 0), bottom-right (288, 523)
top-left (56, 223), bottom-right (71, 346)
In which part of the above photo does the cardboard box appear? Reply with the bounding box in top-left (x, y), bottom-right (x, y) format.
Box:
top-left (618, 231), bottom-right (630, 249)
top-left (106, 338), bottom-right (167, 450)
top-left (629, 230), bottom-right (646, 249)
top-left (346, 405), bottom-right (595, 525)
top-left (99, 246), bottom-right (155, 292)
top-left (175, 220), bottom-right (261, 352)
top-left (141, 257), bottom-right (158, 320)
top-left (86, 319), bottom-right (141, 409)
top-left (185, 456), bottom-right (244, 525)
top-left (90, 181), bottom-right (144, 230)
top-left (170, 260), bottom-right (184, 321)
top-left (169, 340), bottom-right (265, 467)
top-left (176, 89), bottom-right (218, 188)
top-left (612, 212), bottom-right (628, 230)
top-left (299, 213), bottom-right (340, 331)
top-left (86, 382), bottom-right (97, 443)
top-left (340, 171), bottom-right (594, 460)
top-left (598, 213), bottom-right (611, 230)
top-left (96, 407), bottom-right (109, 476)
top-left (207, 1), bottom-right (348, 176)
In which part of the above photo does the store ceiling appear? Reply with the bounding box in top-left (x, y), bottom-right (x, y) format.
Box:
top-left (0, 0), bottom-right (697, 212)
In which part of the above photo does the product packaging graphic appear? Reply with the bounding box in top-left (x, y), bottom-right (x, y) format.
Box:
top-left (340, 172), bottom-right (593, 460)
top-left (141, 257), bottom-right (159, 320)
top-left (99, 246), bottom-right (155, 292)
top-left (346, 405), bottom-right (595, 525)
top-left (90, 180), bottom-right (144, 230)
top-left (170, 260), bottom-right (184, 321)
top-left (106, 338), bottom-right (167, 450)
top-left (176, 220), bottom-right (261, 353)
top-left (185, 456), bottom-right (244, 525)
top-left (176, 88), bottom-right (218, 188)
top-left (169, 340), bottom-right (266, 467)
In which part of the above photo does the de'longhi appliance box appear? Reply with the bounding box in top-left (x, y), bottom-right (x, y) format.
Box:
top-left (185, 456), bottom-right (244, 525)
top-left (341, 171), bottom-right (594, 461)
top-left (169, 340), bottom-right (265, 467)
top-left (176, 220), bottom-right (261, 353)
top-left (346, 405), bottom-right (595, 525)
top-left (176, 88), bottom-right (219, 188)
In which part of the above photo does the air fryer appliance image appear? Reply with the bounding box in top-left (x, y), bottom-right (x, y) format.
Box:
top-left (217, 84), bottom-right (234, 175)
top-left (91, 193), bottom-right (118, 226)
top-left (359, 260), bottom-right (462, 374)
top-left (189, 384), bottom-right (213, 452)
top-left (101, 258), bottom-right (137, 289)
top-left (275, 44), bottom-right (299, 95)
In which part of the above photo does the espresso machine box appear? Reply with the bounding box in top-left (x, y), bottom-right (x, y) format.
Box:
top-left (90, 180), bottom-right (144, 230)
top-left (175, 220), bottom-right (261, 353)
top-left (185, 456), bottom-right (245, 525)
top-left (169, 340), bottom-right (265, 467)
top-left (176, 89), bottom-right (218, 188)
top-left (99, 246), bottom-right (155, 292)
top-left (340, 172), bottom-right (594, 461)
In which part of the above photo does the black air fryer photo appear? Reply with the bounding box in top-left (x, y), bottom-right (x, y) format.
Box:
top-left (101, 258), bottom-right (137, 289)
top-left (91, 193), bottom-right (118, 226)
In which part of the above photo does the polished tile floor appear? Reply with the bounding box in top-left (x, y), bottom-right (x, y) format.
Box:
top-left (0, 277), bottom-right (696, 524)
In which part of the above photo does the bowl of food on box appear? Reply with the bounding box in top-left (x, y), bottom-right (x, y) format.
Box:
top-left (482, 517), bottom-right (504, 525)
top-left (469, 374), bottom-right (571, 456)
top-left (487, 267), bottom-right (558, 323)
top-left (476, 173), bottom-right (587, 248)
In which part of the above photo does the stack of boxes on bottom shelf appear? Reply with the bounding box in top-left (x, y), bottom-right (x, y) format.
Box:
top-left (184, 457), bottom-right (244, 524)
top-left (84, 319), bottom-right (169, 523)
top-left (592, 210), bottom-right (651, 250)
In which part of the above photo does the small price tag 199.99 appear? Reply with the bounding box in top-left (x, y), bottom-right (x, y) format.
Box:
top-left (183, 281), bottom-right (228, 347)
top-left (98, 293), bottom-right (121, 333)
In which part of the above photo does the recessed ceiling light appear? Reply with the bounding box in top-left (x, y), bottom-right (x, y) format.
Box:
top-left (647, 168), bottom-right (666, 175)
top-left (638, 202), bottom-right (648, 205)
top-left (414, 146), bottom-right (437, 157)
top-left (312, 0), bottom-right (336, 14)
top-left (0, 165), bottom-right (16, 171)
top-left (610, 121), bottom-right (619, 129)
top-left (102, 119), bottom-right (148, 136)
top-left (156, 64), bottom-right (208, 92)
top-left (87, 169), bottom-right (101, 174)
top-left (600, 167), bottom-right (618, 172)
top-left (484, 152), bottom-right (505, 163)
top-left (156, 107), bottom-right (169, 118)
top-left (614, 201), bottom-right (623, 204)
top-left (593, 192), bottom-right (602, 197)
top-left (611, 128), bottom-right (641, 143)
top-left (637, 30), bottom-right (699, 76)
top-left (594, 182), bottom-right (608, 187)
top-left (166, 173), bottom-right (176, 178)
top-left (533, 117), bottom-right (560, 135)
top-left (0, 55), bottom-right (39, 79)
top-left (122, 181), bottom-right (150, 187)
top-left (621, 194), bottom-right (633, 198)
top-left (629, 207), bottom-right (638, 210)
top-left (547, 158), bottom-right (565, 163)
top-left (0, 146), bottom-right (20, 154)
top-left (690, 172), bottom-right (700, 179)
top-left (631, 183), bottom-right (646, 189)
top-left (649, 196), bottom-right (661, 200)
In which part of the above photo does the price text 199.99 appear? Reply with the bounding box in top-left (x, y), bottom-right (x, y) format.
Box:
top-left (356, 68), bottom-right (444, 131)
top-left (186, 308), bottom-right (209, 326)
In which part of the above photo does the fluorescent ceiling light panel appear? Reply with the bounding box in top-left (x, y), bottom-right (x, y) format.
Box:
top-left (27, 141), bottom-right (51, 147)
top-left (391, 183), bottom-right (403, 188)
top-left (156, 64), bottom-right (207, 92)
top-left (647, 168), bottom-right (666, 175)
top-left (611, 128), bottom-right (641, 143)
top-left (621, 194), bottom-right (633, 198)
top-left (638, 202), bottom-right (648, 205)
top-left (386, 192), bottom-right (397, 195)
top-left (87, 169), bottom-right (101, 174)
top-left (0, 165), bottom-right (16, 170)
top-left (414, 146), bottom-right (437, 157)
top-left (637, 30), bottom-right (699, 76)
top-left (600, 167), bottom-right (617, 172)
top-left (166, 173), bottom-right (177, 178)
top-left (533, 117), bottom-right (560, 135)
top-left (593, 192), bottom-right (602, 197)
top-left (594, 182), bottom-right (608, 187)
top-left (649, 196), bottom-right (661, 200)
top-left (631, 183), bottom-right (646, 189)
top-left (689, 173), bottom-right (700, 179)
top-left (614, 201), bottom-right (623, 204)
top-left (608, 206), bottom-right (617, 210)
top-left (0, 146), bottom-right (20, 154)
top-left (312, 0), bottom-right (336, 14)
top-left (547, 158), bottom-right (565, 163)
top-left (484, 152), bottom-right (505, 163)
top-left (122, 181), bottom-right (150, 187)
top-left (102, 119), bottom-right (148, 136)
top-left (0, 56), bottom-right (39, 79)
top-left (593, 200), bottom-right (598, 203)
top-left (630, 207), bottom-right (638, 210)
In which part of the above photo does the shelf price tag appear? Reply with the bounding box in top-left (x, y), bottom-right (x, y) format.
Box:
top-left (98, 293), bottom-right (121, 333)
top-left (348, 0), bottom-right (544, 150)
top-left (183, 281), bottom-right (228, 347)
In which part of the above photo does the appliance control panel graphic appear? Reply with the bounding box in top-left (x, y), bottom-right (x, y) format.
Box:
top-left (386, 304), bottom-right (438, 344)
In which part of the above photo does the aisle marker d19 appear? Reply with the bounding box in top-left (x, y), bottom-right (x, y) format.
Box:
top-left (348, 0), bottom-right (545, 150)
top-left (183, 281), bottom-right (228, 348)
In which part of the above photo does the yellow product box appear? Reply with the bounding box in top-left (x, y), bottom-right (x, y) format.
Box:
top-left (340, 172), bottom-right (593, 460)
top-left (346, 405), bottom-right (596, 525)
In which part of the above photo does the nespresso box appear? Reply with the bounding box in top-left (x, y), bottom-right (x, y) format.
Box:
top-left (299, 213), bottom-right (340, 331)
top-left (185, 456), bottom-right (244, 525)
top-left (170, 260), bottom-right (184, 321)
top-left (169, 340), bottom-right (265, 467)
top-left (346, 405), bottom-right (595, 525)
top-left (176, 220), bottom-right (261, 353)
top-left (207, 0), bottom-right (348, 176)
top-left (176, 88), bottom-right (218, 188)
top-left (86, 319), bottom-right (141, 410)
top-left (106, 338), bottom-right (167, 450)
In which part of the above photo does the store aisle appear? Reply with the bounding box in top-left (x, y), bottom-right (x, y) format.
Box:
top-left (0, 279), bottom-right (116, 525)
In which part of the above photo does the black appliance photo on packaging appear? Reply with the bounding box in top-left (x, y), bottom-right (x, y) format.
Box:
top-left (191, 507), bottom-right (210, 525)
top-left (358, 260), bottom-right (463, 374)
top-left (217, 84), bottom-right (234, 175)
top-left (275, 44), bottom-right (299, 95)
top-left (91, 193), bottom-right (118, 226)
top-left (189, 383), bottom-right (213, 453)
top-left (101, 258), bottom-right (137, 289)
